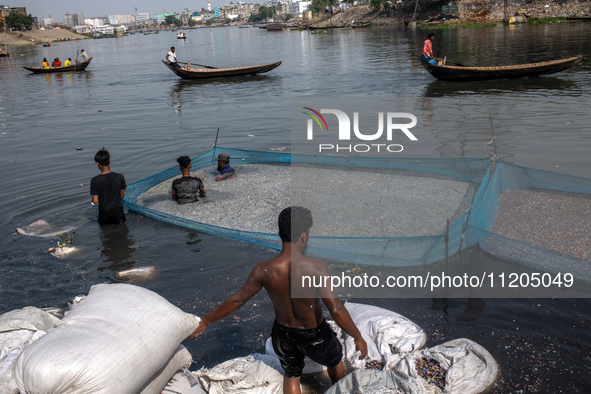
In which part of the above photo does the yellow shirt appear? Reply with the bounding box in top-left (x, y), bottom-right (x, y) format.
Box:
top-left (64, 60), bottom-right (72, 67)
top-left (43, 61), bottom-right (49, 69)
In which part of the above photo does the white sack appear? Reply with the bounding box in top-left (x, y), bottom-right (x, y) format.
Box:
top-left (196, 354), bottom-right (284, 394)
top-left (12, 283), bottom-right (200, 394)
top-left (324, 369), bottom-right (432, 394)
top-left (394, 338), bottom-right (497, 394)
top-left (0, 307), bottom-right (60, 333)
top-left (336, 303), bottom-right (426, 370)
top-left (138, 345), bottom-right (193, 394)
top-left (0, 307), bottom-right (59, 394)
top-left (162, 369), bottom-right (208, 394)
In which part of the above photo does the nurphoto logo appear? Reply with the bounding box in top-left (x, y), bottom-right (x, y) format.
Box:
top-left (303, 107), bottom-right (418, 153)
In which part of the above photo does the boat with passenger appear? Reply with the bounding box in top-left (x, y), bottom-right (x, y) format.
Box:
top-left (416, 53), bottom-right (584, 81)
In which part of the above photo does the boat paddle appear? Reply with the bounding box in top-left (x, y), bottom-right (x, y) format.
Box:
top-left (177, 61), bottom-right (219, 69)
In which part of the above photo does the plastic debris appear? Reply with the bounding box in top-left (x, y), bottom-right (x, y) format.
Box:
top-left (114, 266), bottom-right (156, 281)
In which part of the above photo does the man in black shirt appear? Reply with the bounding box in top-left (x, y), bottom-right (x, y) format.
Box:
top-left (172, 156), bottom-right (206, 204)
top-left (90, 148), bottom-right (127, 225)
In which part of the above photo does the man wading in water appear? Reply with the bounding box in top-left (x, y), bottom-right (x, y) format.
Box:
top-left (190, 206), bottom-right (368, 394)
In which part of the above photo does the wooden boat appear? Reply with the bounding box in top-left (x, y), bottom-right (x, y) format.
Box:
top-left (177, 32), bottom-right (187, 39)
top-left (309, 25), bottom-right (345, 30)
top-left (23, 57), bottom-right (93, 74)
top-left (239, 25), bottom-right (249, 28)
top-left (266, 23), bottom-right (283, 31)
top-left (162, 60), bottom-right (281, 79)
top-left (416, 54), bottom-right (584, 81)
top-left (351, 23), bottom-right (371, 28)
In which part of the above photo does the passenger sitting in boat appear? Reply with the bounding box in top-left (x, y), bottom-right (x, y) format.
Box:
top-left (52, 58), bottom-right (62, 68)
top-left (64, 58), bottom-right (72, 67)
top-left (215, 152), bottom-right (237, 181)
top-left (421, 33), bottom-right (437, 65)
top-left (172, 156), bottom-right (206, 204)
top-left (42, 58), bottom-right (49, 69)
top-left (166, 46), bottom-right (181, 69)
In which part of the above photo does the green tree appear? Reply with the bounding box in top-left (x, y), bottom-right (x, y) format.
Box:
top-left (173, 18), bottom-right (182, 26)
top-left (5, 13), bottom-right (35, 30)
top-left (188, 19), bottom-right (197, 26)
top-left (224, 18), bottom-right (231, 23)
top-left (369, 0), bottom-right (383, 11)
top-left (206, 18), bottom-right (215, 25)
top-left (285, 13), bottom-right (293, 20)
top-left (308, 0), bottom-right (327, 14)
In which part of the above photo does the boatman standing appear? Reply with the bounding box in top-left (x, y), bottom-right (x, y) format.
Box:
top-left (167, 46), bottom-right (180, 69)
top-left (80, 49), bottom-right (89, 61)
top-left (190, 207), bottom-right (368, 394)
top-left (421, 33), bottom-right (437, 65)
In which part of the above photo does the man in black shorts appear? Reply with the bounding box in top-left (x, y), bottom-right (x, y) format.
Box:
top-left (172, 156), bottom-right (206, 204)
top-left (190, 207), bottom-right (367, 394)
top-left (90, 148), bottom-right (126, 225)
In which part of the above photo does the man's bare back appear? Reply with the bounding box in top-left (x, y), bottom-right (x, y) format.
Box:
top-left (253, 251), bottom-right (330, 329)
top-left (189, 207), bottom-right (367, 394)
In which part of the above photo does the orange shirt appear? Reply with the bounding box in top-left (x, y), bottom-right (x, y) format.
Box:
top-left (421, 39), bottom-right (433, 57)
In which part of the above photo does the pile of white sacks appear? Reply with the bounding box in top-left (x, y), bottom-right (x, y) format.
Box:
top-left (0, 284), bottom-right (497, 394)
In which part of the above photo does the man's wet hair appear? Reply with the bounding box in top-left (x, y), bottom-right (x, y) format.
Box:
top-left (171, 46), bottom-right (175, 50)
top-left (278, 206), bottom-right (313, 243)
top-left (428, 33), bottom-right (434, 39)
top-left (177, 155), bottom-right (191, 169)
top-left (95, 148), bottom-right (110, 166)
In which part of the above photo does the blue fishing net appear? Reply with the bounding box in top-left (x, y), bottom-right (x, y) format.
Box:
top-left (124, 148), bottom-right (590, 273)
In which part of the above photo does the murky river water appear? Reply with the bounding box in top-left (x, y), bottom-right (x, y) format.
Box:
top-left (1, 23), bottom-right (590, 392)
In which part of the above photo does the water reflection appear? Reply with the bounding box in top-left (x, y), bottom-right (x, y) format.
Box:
top-left (423, 76), bottom-right (580, 97)
top-left (97, 223), bottom-right (137, 276)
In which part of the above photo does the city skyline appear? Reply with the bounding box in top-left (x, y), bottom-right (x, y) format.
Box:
top-left (14, 0), bottom-right (245, 21)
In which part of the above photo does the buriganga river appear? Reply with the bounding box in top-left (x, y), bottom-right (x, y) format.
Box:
top-left (1, 23), bottom-right (590, 392)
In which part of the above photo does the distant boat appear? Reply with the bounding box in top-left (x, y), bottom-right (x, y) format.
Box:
top-left (351, 22), bottom-right (371, 28)
top-left (43, 42), bottom-right (51, 47)
top-left (239, 25), bottom-right (249, 28)
top-left (415, 54), bottom-right (584, 81)
top-left (144, 32), bottom-right (150, 35)
top-left (154, 31), bottom-right (159, 34)
top-left (177, 32), bottom-right (187, 39)
top-left (172, 28), bottom-right (178, 32)
top-left (266, 23), bottom-right (283, 31)
top-left (162, 60), bottom-right (282, 79)
top-left (23, 57), bottom-right (93, 74)
top-left (309, 25), bottom-right (345, 30)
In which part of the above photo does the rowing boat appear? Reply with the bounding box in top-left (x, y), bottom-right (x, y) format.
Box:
top-left (351, 23), bottom-right (371, 28)
top-left (309, 25), bottom-right (345, 30)
top-left (23, 57), bottom-right (93, 74)
top-left (416, 54), bottom-right (583, 81)
top-left (162, 60), bottom-right (281, 79)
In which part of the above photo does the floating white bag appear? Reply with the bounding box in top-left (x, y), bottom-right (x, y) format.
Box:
top-left (12, 283), bottom-right (200, 394)
top-left (196, 354), bottom-right (284, 394)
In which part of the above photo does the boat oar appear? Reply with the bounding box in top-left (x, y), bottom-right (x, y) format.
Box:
top-left (177, 61), bottom-right (218, 69)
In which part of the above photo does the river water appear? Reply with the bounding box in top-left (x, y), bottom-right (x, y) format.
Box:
top-left (1, 24), bottom-right (590, 392)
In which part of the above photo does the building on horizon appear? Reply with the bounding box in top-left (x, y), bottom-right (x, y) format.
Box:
top-left (135, 12), bottom-right (149, 23)
top-left (1, 5), bottom-right (27, 17)
top-left (289, 1), bottom-right (311, 18)
top-left (63, 12), bottom-right (84, 26)
top-left (42, 17), bottom-right (54, 27)
top-left (107, 14), bottom-right (135, 25)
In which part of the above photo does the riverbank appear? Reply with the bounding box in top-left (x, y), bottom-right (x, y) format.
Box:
top-left (312, 0), bottom-right (591, 27)
top-left (4, 29), bottom-right (87, 47)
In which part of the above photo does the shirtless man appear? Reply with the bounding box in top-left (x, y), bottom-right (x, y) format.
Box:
top-left (190, 206), bottom-right (367, 394)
